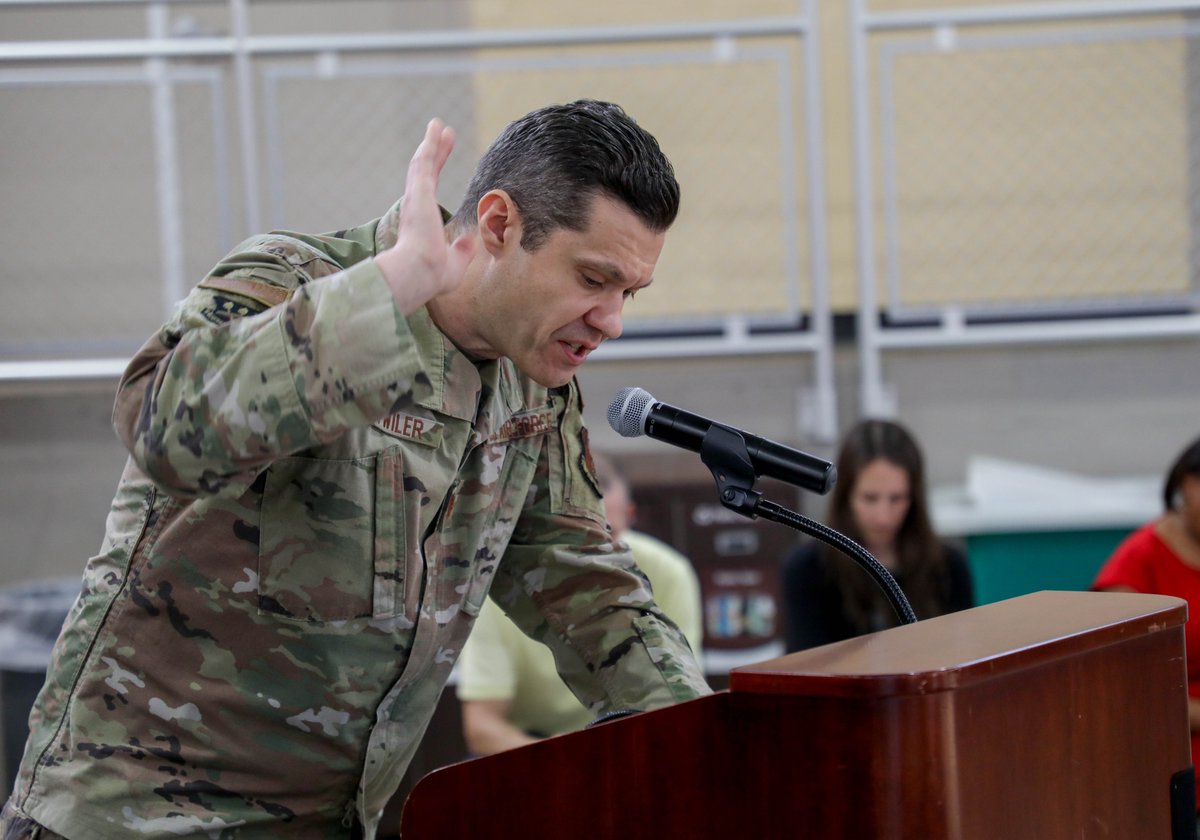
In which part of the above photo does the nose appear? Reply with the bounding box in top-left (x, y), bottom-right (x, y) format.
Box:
top-left (860, 506), bottom-right (887, 529)
top-left (862, 501), bottom-right (899, 530)
top-left (587, 295), bottom-right (624, 341)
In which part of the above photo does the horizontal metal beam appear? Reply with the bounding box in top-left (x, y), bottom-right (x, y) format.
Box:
top-left (0, 18), bottom-right (809, 62)
top-left (875, 314), bottom-right (1200, 349)
top-left (0, 359), bottom-right (129, 382)
top-left (591, 331), bottom-right (823, 361)
top-left (863, 0), bottom-right (1200, 32)
top-left (0, 331), bottom-right (825, 383)
top-left (0, 0), bottom-right (208, 5)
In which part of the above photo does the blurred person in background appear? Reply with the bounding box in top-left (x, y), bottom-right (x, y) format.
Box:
top-left (0, 100), bottom-right (709, 840)
top-left (457, 452), bottom-right (704, 754)
top-left (781, 418), bottom-right (974, 652)
top-left (1091, 434), bottom-right (1200, 817)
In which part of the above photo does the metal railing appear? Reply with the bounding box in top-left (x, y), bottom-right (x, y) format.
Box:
top-left (0, 0), bottom-right (837, 438)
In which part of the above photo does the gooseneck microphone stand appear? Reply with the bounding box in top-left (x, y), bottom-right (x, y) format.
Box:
top-left (700, 423), bottom-right (918, 627)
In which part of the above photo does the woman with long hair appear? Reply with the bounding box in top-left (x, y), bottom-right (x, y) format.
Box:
top-left (781, 418), bottom-right (973, 651)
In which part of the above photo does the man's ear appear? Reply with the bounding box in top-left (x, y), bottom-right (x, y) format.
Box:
top-left (476, 189), bottom-right (522, 256)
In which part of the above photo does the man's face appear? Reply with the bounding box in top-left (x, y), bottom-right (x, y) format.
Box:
top-left (470, 193), bottom-right (665, 387)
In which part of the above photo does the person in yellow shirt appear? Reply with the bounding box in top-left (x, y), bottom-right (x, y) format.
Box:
top-left (456, 453), bottom-right (704, 754)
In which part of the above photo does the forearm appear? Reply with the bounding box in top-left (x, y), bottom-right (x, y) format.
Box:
top-left (493, 538), bottom-right (710, 717)
top-left (461, 700), bottom-right (538, 756)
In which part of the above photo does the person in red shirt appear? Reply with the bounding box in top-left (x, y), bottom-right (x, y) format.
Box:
top-left (1092, 434), bottom-right (1200, 812)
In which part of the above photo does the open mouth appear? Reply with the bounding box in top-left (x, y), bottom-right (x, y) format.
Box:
top-left (560, 341), bottom-right (591, 364)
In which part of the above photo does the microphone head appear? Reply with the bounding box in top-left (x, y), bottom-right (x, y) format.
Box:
top-left (607, 387), bottom-right (656, 438)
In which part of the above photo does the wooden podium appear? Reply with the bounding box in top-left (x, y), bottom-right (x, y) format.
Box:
top-left (399, 591), bottom-right (1193, 839)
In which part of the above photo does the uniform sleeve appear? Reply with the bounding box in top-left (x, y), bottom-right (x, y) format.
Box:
top-left (455, 598), bottom-right (520, 702)
top-left (487, 382), bottom-right (710, 719)
top-left (113, 239), bottom-right (426, 499)
top-left (622, 531), bottom-right (705, 668)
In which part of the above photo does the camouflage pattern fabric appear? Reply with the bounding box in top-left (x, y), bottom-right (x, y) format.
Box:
top-left (1, 801), bottom-right (67, 839)
top-left (4, 199), bottom-right (709, 839)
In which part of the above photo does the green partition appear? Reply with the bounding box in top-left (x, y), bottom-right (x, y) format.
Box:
top-left (965, 528), bottom-right (1135, 606)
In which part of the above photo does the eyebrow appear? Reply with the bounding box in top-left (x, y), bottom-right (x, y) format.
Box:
top-left (580, 259), bottom-right (654, 289)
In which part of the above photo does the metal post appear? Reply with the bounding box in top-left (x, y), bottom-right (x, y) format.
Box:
top-left (146, 2), bottom-right (186, 313)
top-left (229, 0), bottom-right (261, 234)
top-left (800, 0), bottom-right (838, 441)
top-left (849, 0), bottom-right (894, 417)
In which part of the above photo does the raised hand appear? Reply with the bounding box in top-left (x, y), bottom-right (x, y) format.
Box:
top-left (376, 118), bottom-right (476, 314)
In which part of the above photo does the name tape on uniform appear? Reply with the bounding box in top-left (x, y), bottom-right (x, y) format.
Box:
top-left (376, 413), bottom-right (444, 447)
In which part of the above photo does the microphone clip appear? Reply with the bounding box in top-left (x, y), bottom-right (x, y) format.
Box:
top-left (699, 424), bottom-right (762, 519)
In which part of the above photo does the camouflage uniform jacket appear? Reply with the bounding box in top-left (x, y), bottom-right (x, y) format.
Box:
top-left (8, 199), bottom-right (710, 839)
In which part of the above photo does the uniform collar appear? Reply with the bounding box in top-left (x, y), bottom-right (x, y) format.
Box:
top-left (374, 198), bottom-right (403, 253)
top-left (407, 306), bottom-right (527, 427)
top-left (376, 198), bottom-right (527, 427)
top-left (373, 197), bottom-right (451, 253)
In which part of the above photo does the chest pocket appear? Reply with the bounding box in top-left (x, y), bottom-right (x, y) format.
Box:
top-left (257, 446), bottom-right (414, 622)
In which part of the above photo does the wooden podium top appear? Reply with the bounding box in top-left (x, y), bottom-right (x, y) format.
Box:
top-left (400, 590), bottom-right (1191, 839)
top-left (732, 590), bottom-right (1187, 698)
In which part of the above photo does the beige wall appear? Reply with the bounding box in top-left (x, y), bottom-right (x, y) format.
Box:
top-left (472, 0), bottom-right (836, 315)
top-left (6, 1), bottom-right (1187, 340)
top-left (471, 1), bottom-right (1195, 312)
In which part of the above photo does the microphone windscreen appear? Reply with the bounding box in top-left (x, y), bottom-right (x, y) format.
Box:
top-left (607, 387), bottom-right (655, 438)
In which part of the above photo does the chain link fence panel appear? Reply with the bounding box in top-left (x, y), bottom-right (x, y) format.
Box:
top-left (1, 3), bottom-right (825, 364)
top-left (862, 11), bottom-right (1200, 321)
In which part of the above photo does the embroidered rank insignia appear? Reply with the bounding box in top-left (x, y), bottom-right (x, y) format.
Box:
top-left (579, 427), bottom-right (602, 497)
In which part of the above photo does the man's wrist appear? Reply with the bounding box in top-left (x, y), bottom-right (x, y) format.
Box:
top-left (374, 250), bottom-right (437, 315)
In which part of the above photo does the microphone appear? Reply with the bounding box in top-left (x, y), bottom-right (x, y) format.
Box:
top-left (606, 387), bottom-right (836, 495)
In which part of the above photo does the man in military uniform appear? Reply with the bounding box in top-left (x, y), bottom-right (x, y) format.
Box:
top-left (1, 100), bottom-right (709, 839)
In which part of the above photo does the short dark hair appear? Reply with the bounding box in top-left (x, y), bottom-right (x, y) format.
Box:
top-left (449, 99), bottom-right (680, 250)
top-left (1163, 435), bottom-right (1200, 511)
